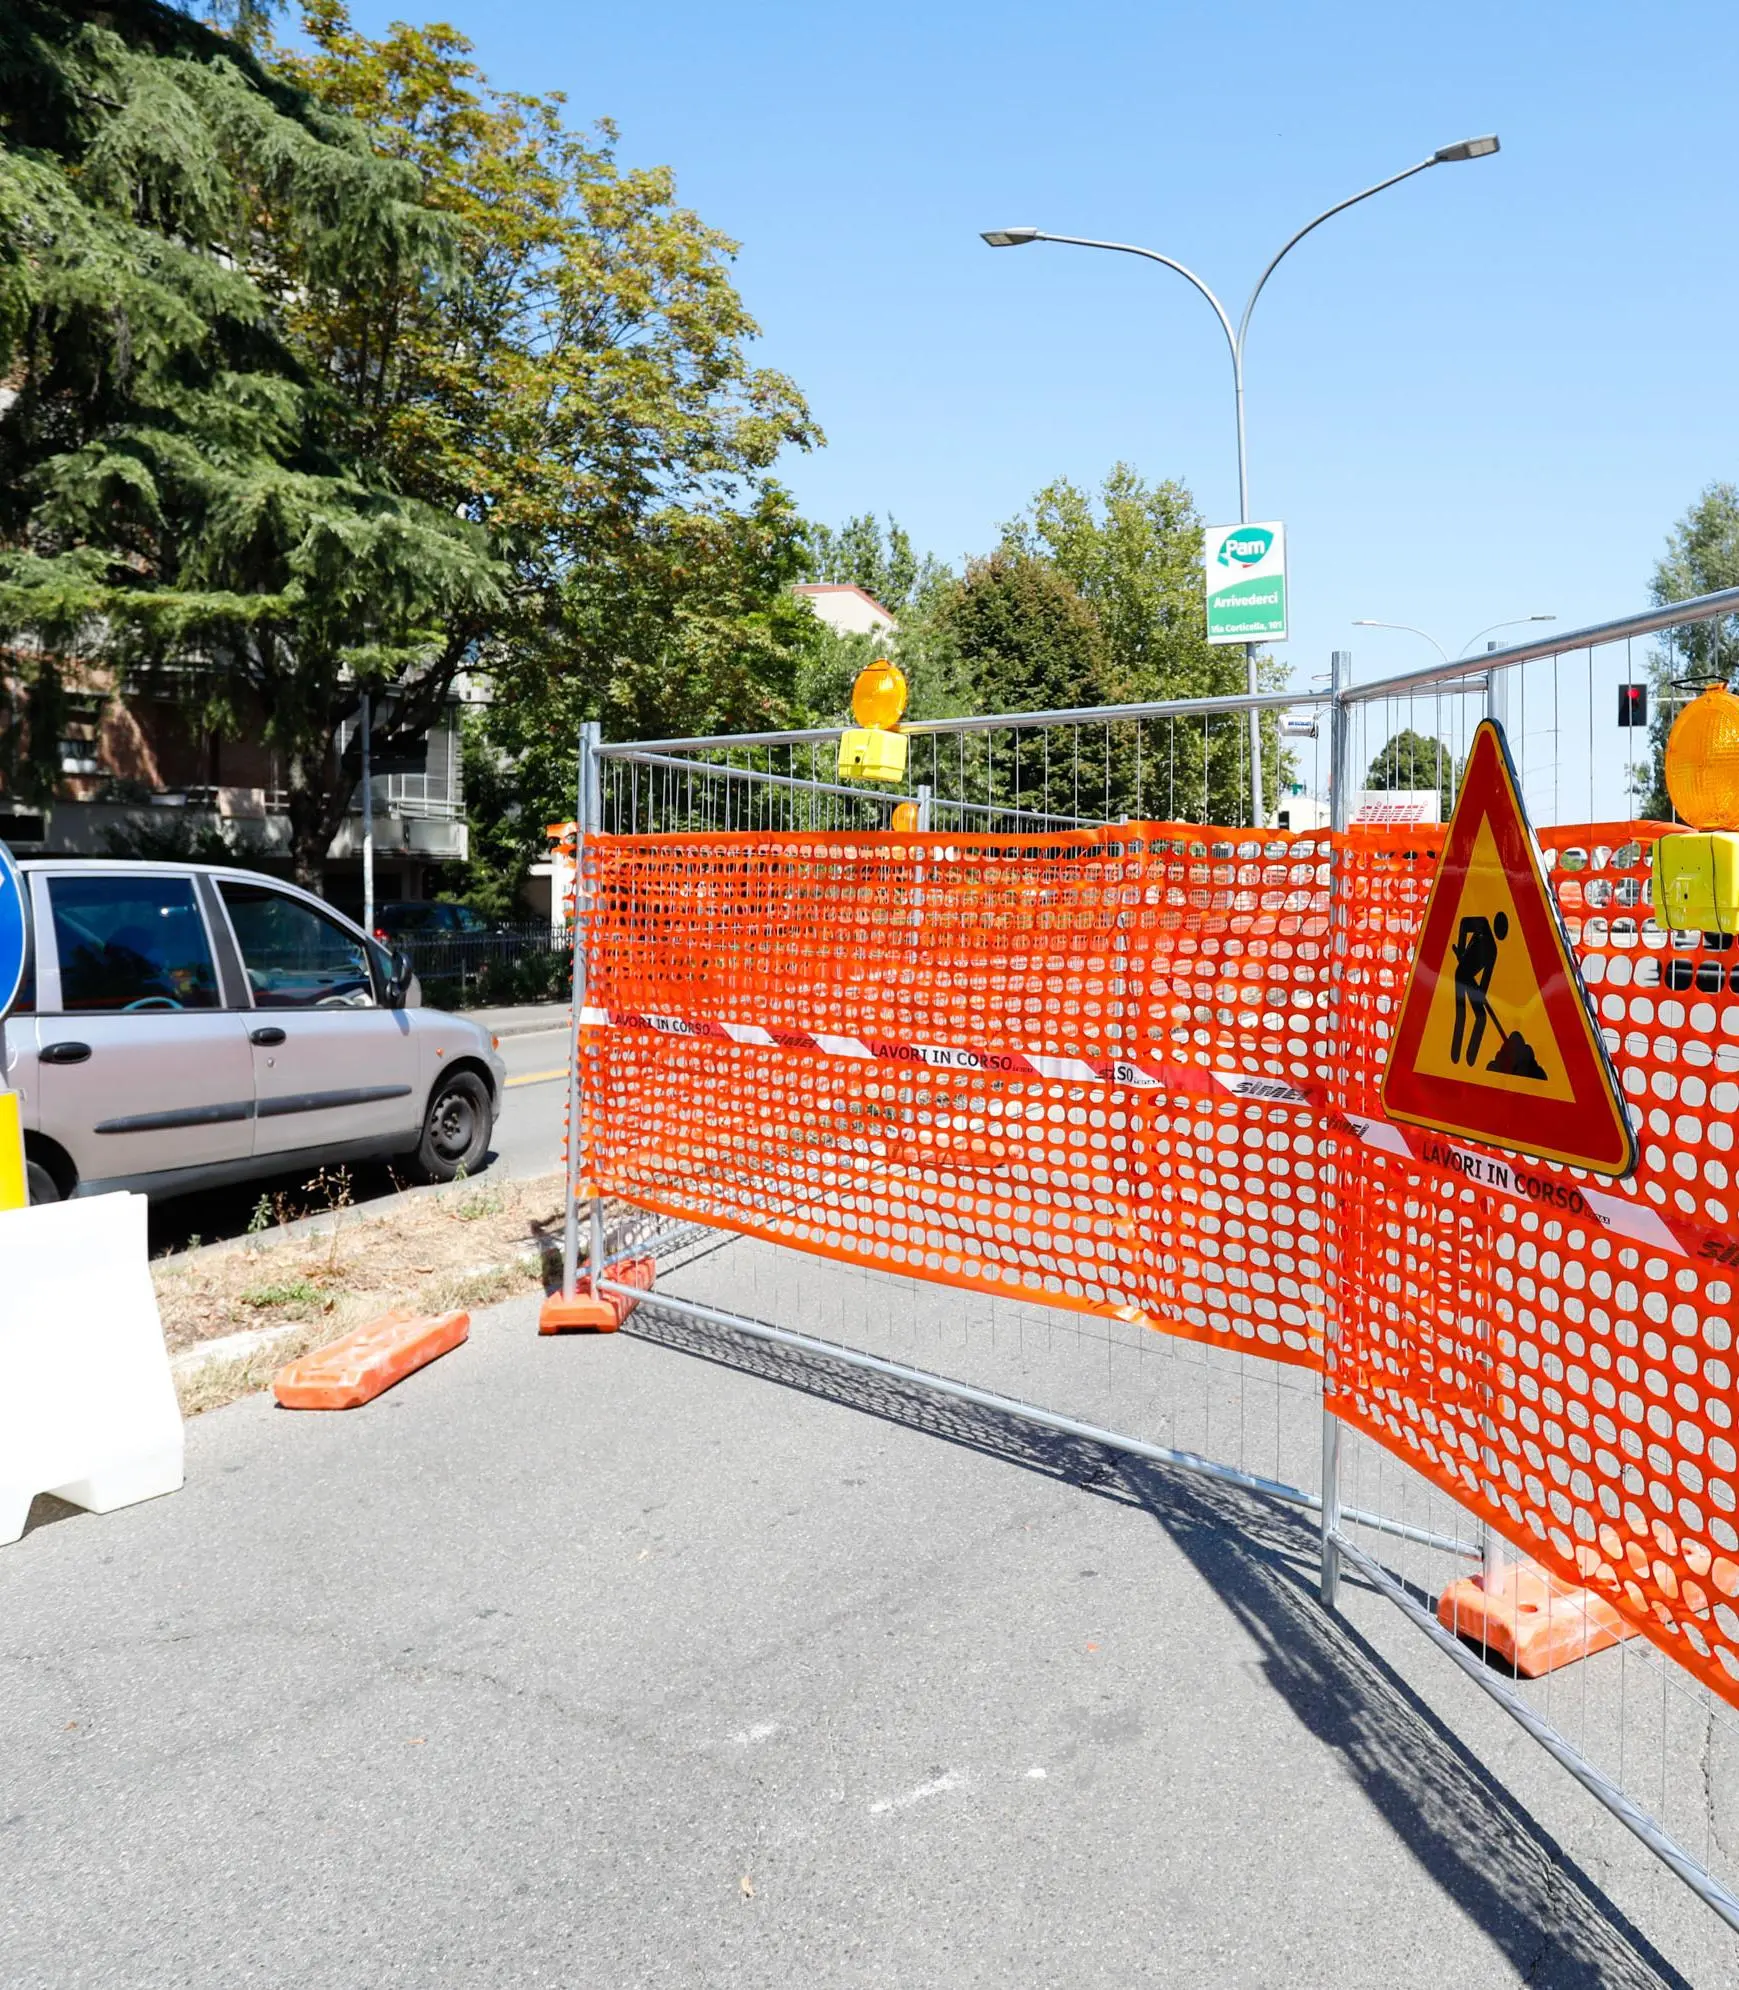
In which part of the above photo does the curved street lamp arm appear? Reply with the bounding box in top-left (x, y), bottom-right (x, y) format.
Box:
top-left (1352, 619), bottom-right (1452, 665)
top-left (1235, 156), bottom-right (1439, 354)
top-left (1029, 233), bottom-right (1239, 376)
top-left (1458, 617), bottom-right (1556, 657)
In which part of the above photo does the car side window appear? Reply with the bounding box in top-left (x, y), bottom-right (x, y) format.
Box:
top-left (218, 882), bottom-right (377, 1011)
top-left (48, 875), bottom-right (220, 1012)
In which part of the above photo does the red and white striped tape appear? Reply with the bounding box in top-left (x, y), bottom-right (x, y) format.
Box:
top-left (578, 1005), bottom-right (1710, 1264)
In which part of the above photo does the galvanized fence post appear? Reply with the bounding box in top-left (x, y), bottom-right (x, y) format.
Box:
top-left (1320, 648), bottom-right (1354, 1610)
top-left (561, 721), bottom-right (602, 1299)
top-left (1479, 661), bottom-right (1512, 1585)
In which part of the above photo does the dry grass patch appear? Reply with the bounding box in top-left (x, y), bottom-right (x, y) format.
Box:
top-left (155, 1174), bottom-right (566, 1413)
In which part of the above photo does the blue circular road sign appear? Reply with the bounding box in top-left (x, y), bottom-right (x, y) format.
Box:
top-left (0, 842), bottom-right (26, 1019)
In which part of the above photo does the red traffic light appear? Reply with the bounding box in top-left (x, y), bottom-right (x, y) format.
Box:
top-left (1618, 683), bottom-right (1648, 728)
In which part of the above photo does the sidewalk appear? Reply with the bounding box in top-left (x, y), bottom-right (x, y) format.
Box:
top-left (455, 999), bottom-right (569, 1039)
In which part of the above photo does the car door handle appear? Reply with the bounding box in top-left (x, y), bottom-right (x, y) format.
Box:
top-left (250, 1026), bottom-right (287, 1047)
top-left (40, 1041), bottom-right (92, 1065)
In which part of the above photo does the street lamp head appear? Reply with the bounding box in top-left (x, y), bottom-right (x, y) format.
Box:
top-left (1432, 134), bottom-right (1500, 164)
top-left (980, 226), bottom-right (1040, 248)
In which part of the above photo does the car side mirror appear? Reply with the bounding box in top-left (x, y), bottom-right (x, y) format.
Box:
top-left (369, 937), bottom-right (413, 1008)
top-left (387, 945), bottom-right (414, 1009)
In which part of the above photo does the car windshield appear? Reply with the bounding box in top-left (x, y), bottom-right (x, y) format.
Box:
top-left (378, 904), bottom-right (445, 931)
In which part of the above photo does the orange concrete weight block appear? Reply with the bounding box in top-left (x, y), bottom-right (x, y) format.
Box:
top-left (538, 1257), bottom-right (655, 1335)
top-left (1437, 1560), bottom-right (1640, 1677)
top-left (273, 1307), bottom-right (470, 1410)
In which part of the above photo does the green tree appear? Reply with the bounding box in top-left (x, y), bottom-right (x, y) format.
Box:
top-left (277, 6), bottom-right (819, 735)
top-left (1005, 465), bottom-right (1289, 821)
top-left (0, 0), bottom-right (502, 886)
top-left (795, 513), bottom-right (962, 728)
top-left (936, 551), bottom-right (1111, 712)
top-left (460, 488), bottom-right (823, 906)
top-left (805, 513), bottom-right (951, 618)
top-left (1641, 483), bottom-right (1739, 819)
top-left (1366, 729), bottom-right (1455, 820)
top-left (922, 551), bottom-right (1117, 818)
top-left (275, 6), bottom-right (823, 897)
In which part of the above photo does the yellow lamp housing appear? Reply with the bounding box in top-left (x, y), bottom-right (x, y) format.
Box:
top-left (1651, 831), bottom-right (1739, 934)
top-left (837, 726), bottom-right (909, 784)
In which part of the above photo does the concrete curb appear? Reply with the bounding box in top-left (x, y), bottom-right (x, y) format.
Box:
top-left (171, 1322), bottom-right (306, 1380)
top-left (159, 1169), bottom-right (564, 1268)
top-left (167, 1241), bottom-right (556, 1386)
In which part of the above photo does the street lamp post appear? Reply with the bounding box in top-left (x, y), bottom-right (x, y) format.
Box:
top-left (983, 135), bottom-right (1500, 826)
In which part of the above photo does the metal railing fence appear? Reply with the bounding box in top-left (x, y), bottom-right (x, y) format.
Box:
top-left (555, 581), bottom-right (1739, 1949)
top-left (397, 920), bottom-right (569, 1005)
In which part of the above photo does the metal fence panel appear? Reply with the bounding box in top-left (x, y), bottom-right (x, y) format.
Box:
top-left (548, 585), bottom-right (1739, 1940)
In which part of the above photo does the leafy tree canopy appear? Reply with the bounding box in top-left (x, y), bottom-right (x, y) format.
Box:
top-left (277, 6), bottom-right (820, 709)
top-left (1366, 728), bottom-right (1455, 820)
top-left (1001, 465), bottom-right (1290, 819)
top-left (275, 3), bottom-right (827, 899)
top-left (1641, 482), bottom-right (1739, 818)
top-left (805, 513), bottom-right (950, 620)
top-left (2, 0), bottom-right (823, 888)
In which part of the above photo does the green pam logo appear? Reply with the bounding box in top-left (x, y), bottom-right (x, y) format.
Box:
top-left (1217, 527), bottom-right (1274, 568)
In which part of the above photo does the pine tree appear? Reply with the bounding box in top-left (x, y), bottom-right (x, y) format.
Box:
top-left (0, 0), bottom-right (503, 886)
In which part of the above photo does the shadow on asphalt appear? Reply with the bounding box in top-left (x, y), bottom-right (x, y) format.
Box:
top-left (17, 1493), bottom-right (83, 1540)
top-left (625, 1300), bottom-right (1694, 1990)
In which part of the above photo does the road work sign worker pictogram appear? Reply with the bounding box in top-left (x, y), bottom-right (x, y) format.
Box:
top-left (1381, 718), bottom-right (1636, 1177)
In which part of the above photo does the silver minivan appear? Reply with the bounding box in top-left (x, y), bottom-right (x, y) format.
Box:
top-left (6, 860), bottom-right (507, 1205)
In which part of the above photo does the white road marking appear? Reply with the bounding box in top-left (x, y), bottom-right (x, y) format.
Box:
top-left (729, 1722), bottom-right (780, 1746)
top-left (1025, 1766), bottom-right (1047, 1780)
top-left (869, 1771), bottom-right (963, 1814)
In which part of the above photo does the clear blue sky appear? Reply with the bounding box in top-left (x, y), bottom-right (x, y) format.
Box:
top-left (337, 0), bottom-right (1737, 696)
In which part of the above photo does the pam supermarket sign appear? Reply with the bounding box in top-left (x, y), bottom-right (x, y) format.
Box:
top-left (1204, 520), bottom-right (1287, 645)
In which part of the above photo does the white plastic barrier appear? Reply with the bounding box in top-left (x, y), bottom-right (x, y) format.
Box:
top-left (1, 1192), bottom-right (184, 1544)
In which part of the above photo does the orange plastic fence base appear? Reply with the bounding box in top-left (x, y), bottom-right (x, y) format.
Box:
top-left (1437, 1559), bottom-right (1640, 1677)
top-left (272, 1307), bottom-right (470, 1410)
top-left (538, 1257), bottom-right (655, 1335)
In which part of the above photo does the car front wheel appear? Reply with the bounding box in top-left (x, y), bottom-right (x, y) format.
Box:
top-left (416, 1070), bottom-right (493, 1183)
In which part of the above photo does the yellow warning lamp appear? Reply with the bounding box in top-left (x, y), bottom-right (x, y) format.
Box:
top-left (1652, 682), bottom-right (1739, 932)
top-left (838, 659), bottom-right (910, 784)
top-left (890, 801), bottom-right (921, 832)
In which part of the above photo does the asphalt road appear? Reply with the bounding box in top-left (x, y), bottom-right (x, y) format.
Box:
top-left (3, 1243), bottom-right (1736, 1987)
top-left (146, 1020), bottom-right (569, 1254)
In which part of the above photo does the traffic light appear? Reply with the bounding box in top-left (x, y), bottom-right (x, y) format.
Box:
top-left (1618, 683), bottom-right (1648, 728)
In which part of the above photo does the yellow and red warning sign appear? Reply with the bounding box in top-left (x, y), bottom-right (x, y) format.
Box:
top-left (1380, 719), bottom-right (1636, 1177)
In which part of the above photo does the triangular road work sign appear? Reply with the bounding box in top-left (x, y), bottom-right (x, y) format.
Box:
top-left (1380, 719), bottom-right (1636, 1178)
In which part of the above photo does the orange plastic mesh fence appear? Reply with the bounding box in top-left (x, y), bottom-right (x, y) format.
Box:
top-left (575, 818), bottom-right (1739, 1707)
top-left (1334, 820), bottom-right (1739, 1709)
top-left (580, 823), bottom-right (1339, 1365)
